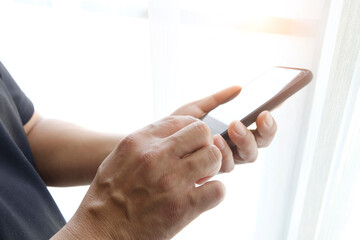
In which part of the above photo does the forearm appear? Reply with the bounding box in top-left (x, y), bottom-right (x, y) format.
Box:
top-left (27, 117), bottom-right (124, 186)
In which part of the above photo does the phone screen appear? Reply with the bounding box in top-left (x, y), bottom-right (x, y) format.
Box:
top-left (203, 67), bottom-right (306, 135)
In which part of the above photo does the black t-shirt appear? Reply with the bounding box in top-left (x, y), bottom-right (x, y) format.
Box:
top-left (0, 62), bottom-right (66, 239)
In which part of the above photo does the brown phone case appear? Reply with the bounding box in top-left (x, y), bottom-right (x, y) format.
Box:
top-left (221, 67), bottom-right (313, 147)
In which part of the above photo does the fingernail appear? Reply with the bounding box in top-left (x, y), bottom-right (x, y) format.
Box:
top-left (234, 121), bottom-right (247, 136)
top-left (265, 112), bottom-right (274, 128)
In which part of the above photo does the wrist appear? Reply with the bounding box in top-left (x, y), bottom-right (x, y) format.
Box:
top-left (52, 192), bottom-right (135, 240)
top-left (52, 213), bottom-right (114, 240)
top-left (51, 224), bottom-right (81, 240)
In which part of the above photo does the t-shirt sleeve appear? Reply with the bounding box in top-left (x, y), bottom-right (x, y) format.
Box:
top-left (0, 61), bottom-right (34, 125)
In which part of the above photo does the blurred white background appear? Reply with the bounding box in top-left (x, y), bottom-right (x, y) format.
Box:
top-left (0, 0), bottom-right (359, 239)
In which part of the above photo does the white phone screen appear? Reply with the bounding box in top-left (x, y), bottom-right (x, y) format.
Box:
top-left (203, 67), bottom-right (303, 135)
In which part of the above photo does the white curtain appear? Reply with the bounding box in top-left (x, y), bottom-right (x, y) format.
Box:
top-left (288, 0), bottom-right (360, 239)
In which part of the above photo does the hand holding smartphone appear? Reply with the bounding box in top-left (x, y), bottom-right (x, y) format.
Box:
top-left (202, 66), bottom-right (313, 147)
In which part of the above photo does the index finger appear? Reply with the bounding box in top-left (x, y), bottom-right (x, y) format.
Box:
top-left (195, 86), bottom-right (241, 114)
top-left (147, 116), bottom-right (199, 138)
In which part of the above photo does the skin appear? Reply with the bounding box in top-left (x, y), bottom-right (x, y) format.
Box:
top-left (24, 86), bottom-right (277, 239)
top-left (25, 114), bottom-right (123, 186)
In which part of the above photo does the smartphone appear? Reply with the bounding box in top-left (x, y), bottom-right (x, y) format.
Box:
top-left (202, 66), bottom-right (313, 147)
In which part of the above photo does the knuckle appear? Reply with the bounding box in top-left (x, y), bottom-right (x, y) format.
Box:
top-left (163, 115), bottom-right (188, 129)
top-left (94, 165), bottom-right (113, 189)
top-left (231, 129), bottom-right (251, 147)
top-left (141, 149), bottom-right (160, 169)
top-left (240, 133), bottom-right (254, 146)
top-left (260, 119), bottom-right (277, 138)
top-left (247, 150), bottom-right (258, 163)
top-left (210, 145), bottom-right (221, 159)
top-left (164, 198), bottom-right (186, 222)
top-left (259, 140), bottom-right (270, 148)
top-left (208, 145), bottom-right (222, 168)
top-left (192, 121), bottom-right (211, 139)
top-left (163, 115), bottom-right (179, 125)
top-left (256, 120), bottom-right (277, 148)
top-left (237, 144), bottom-right (258, 163)
top-left (116, 134), bottom-right (137, 153)
top-left (186, 158), bottom-right (197, 172)
top-left (266, 117), bottom-right (277, 133)
top-left (255, 136), bottom-right (268, 148)
top-left (272, 120), bottom-right (278, 133)
top-left (188, 191), bottom-right (198, 208)
top-left (183, 115), bottom-right (198, 122)
top-left (212, 182), bottom-right (226, 200)
top-left (147, 122), bottom-right (158, 134)
top-left (221, 161), bottom-right (235, 173)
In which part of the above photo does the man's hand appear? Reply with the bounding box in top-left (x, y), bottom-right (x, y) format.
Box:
top-left (53, 116), bottom-right (225, 240)
top-left (172, 86), bottom-right (277, 172)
